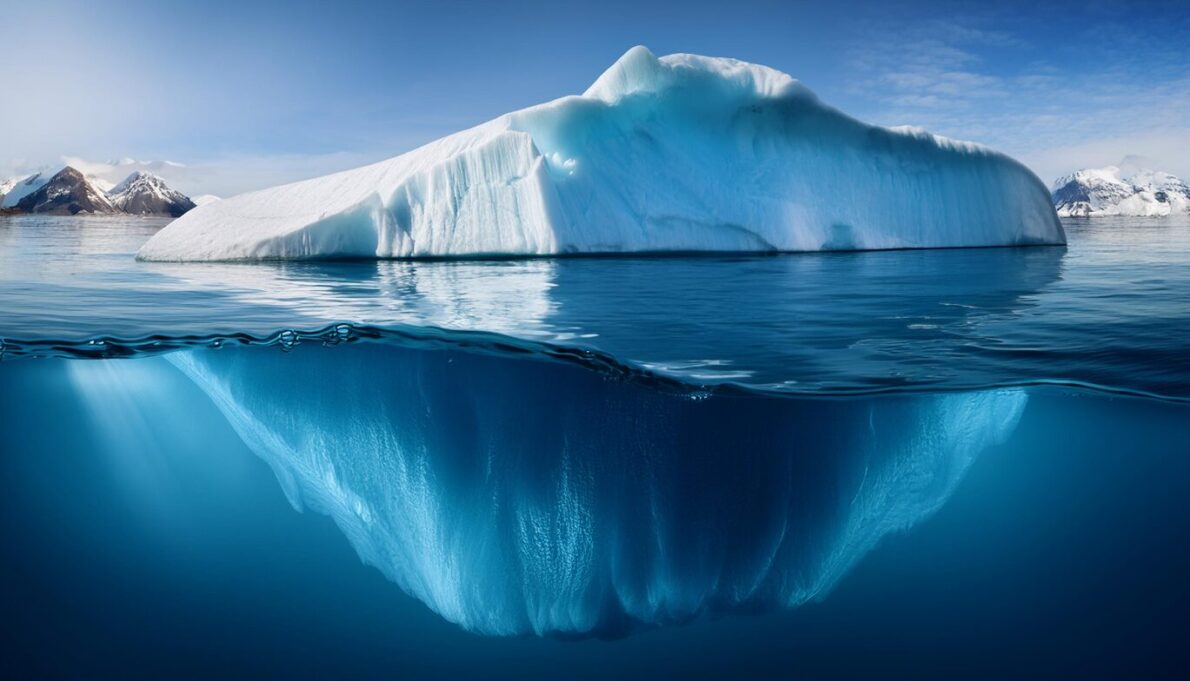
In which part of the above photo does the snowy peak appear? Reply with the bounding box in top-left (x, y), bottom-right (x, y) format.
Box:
top-left (14, 167), bottom-right (117, 215)
top-left (1052, 163), bottom-right (1190, 217)
top-left (108, 170), bottom-right (150, 195)
top-left (0, 170), bottom-right (54, 209)
top-left (107, 171), bottom-right (196, 217)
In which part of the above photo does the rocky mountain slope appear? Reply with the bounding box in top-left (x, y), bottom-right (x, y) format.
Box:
top-left (13, 167), bottom-right (117, 215)
top-left (1, 166), bottom-right (197, 217)
top-left (107, 171), bottom-right (196, 217)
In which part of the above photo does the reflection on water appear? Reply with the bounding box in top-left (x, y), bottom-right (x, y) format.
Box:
top-left (4, 215), bottom-right (1190, 398)
top-left (146, 244), bottom-right (1069, 389)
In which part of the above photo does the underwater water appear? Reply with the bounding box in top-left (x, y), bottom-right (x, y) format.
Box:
top-left (1, 215), bottom-right (1189, 676)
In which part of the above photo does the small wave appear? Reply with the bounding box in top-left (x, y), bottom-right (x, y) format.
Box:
top-left (3, 323), bottom-right (1189, 404)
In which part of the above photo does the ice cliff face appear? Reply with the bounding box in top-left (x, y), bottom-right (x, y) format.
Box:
top-left (1052, 162), bottom-right (1190, 217)
top-left (138, 46), bottom-right (1064, 261)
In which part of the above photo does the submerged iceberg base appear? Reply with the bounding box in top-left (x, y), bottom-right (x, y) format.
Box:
top-left (161, 341), bottom-right (1025, 636)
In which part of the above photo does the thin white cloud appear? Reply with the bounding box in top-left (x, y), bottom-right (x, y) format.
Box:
top-left (845, 13), bottom-right (1190, 182)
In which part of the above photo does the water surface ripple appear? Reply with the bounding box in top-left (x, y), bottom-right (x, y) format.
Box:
top-left (2, 215), bottom-right (1188, 400)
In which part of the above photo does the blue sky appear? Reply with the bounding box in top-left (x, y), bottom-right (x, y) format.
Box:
top-left (3, 0), bottom-right (1188, 195)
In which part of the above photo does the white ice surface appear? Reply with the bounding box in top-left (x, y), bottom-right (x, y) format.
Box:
top-left (138, 46), bottom-right (1064, 261)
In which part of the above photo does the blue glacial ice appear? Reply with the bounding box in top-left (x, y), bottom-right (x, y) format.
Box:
top-left (138, 46), bottom-right (1063, 261)
top-left (166, 341), bottom-right (1026, 636)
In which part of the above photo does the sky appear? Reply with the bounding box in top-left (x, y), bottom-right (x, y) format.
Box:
top-left (2, 0), bottom-right (1188, 196)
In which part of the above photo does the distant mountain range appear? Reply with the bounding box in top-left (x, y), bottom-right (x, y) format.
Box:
top-left (0, 165), bottom-right (204, 217)
top-left (1052, 160), bottom-right (1190, 217)
top-left (8, 157), bottom-right (1189, 220)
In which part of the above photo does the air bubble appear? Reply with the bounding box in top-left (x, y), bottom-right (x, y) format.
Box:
top-left (277, 330), bottom-right (299, 351)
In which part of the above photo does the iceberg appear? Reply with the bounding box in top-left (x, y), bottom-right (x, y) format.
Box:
top-left (138, 46), bottom-right (1063, 261)
top-left (164, 339), bottom-right (1027, 636)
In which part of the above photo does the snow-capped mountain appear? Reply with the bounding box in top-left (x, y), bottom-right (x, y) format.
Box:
top-left (61, 157), bottom-right (190, 192)
top-left (1, 165), bottom-right (198, 216)
top-left (13, 167), bottom-right (117, 215)
top-left (1052, 161), bottom-right (1190, 217)
top-left (0, 170), bottom-right (56, 209)
top-left (107, 171), bottom-right (196, 217)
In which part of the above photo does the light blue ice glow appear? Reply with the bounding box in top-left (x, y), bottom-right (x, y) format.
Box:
top-left (165, 341), bottom-right (1026, 636)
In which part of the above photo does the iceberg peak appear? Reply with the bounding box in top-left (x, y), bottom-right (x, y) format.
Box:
top-left (582, 45), bottom-right (668, 102)
top-left (583, 46), bottom-right (808, 104)
top-left (138, 47), bottom-right (1063, 262)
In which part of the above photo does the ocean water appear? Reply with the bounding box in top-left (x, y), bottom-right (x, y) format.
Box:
top-left (1, 215), bottom-right (1189, 677)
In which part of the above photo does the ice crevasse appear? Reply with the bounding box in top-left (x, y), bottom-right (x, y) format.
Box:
top-left (138, 46), bottom-right (1064, 261)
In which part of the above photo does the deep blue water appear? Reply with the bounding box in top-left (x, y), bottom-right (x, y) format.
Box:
top-left (1, 215), bottom-right (1189, 677)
